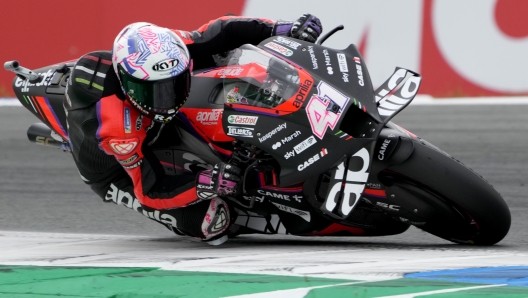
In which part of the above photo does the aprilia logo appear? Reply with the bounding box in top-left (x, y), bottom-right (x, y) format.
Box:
top-left (293, 80), bottom-right (313, 108)
top-left (196, 109), bottom-right (221, 125)
top-left (105, 183), bottom-right (177, 228)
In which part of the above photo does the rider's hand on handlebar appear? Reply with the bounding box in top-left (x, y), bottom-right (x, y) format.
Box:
top-left (273, 14), bottom-right (323, 43)
top-left (196, 163), bottom-right (242, 199)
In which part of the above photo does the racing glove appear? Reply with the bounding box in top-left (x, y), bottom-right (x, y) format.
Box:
top-left (273, 13), bottom-right (323, 43)
top-left (196, 163), bottom-right (242, 199)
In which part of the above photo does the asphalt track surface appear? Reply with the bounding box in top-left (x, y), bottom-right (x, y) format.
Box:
top-left (1, 103), bottom-right (528, 249)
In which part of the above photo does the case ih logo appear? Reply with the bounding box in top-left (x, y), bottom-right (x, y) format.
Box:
top-left (152, 58), bottom-right (179, 72)
top-left (109, 139), bottom-right (138, 155)
top-left (227, 115), bottom-right (258, 125)
top-left (353, 57), bottom-right (365, 86)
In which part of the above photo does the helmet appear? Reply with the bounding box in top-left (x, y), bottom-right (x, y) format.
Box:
top-left (112, 22), bottom-right (191, 123)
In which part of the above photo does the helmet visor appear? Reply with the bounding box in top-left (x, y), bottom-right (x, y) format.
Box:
top-left (119, 65), bottom-right (190, 113)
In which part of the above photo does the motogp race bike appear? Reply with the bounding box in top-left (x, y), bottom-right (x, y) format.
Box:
top-left (4, 28), bottom-right (510, 245)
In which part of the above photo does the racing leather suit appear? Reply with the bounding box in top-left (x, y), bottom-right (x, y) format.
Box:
top-left (65, 17), bottom-right (282, 238)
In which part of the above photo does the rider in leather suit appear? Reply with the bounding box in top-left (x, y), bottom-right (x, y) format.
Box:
top-left (65, 15), bottom-right (322, 245)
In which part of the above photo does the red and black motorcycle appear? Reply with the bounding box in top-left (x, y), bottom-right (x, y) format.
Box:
top-left (4, 28), bottom-right (510, 245)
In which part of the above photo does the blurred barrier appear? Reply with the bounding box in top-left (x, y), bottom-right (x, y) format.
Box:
top-left (1, 0), bottom-right (526, 98)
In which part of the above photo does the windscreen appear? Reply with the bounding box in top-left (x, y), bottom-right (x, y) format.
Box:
top-left (222, 45), bottom-right (300, 109)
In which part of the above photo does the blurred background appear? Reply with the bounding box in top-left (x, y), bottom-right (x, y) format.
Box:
top-left (1, 0), bottom-right (527, 98)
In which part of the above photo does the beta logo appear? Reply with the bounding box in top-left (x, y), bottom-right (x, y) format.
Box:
top-left (152, 58), bottom-right (179, 72)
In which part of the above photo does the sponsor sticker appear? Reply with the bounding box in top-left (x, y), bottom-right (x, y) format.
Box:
top-left (217, 67), bottom-right (244, 78)
top-left (119, 153), bottom-right (139, 165)
top-left (271, 202), bottom-right (311, 222)
top-left (258, 123), bottom-right (287, 143)
top-left (264, 42), bottom-right (293, 57)
top-left (273, 36), bottom-right (302, 50)
top-left (152, 58), bottom-right (179, 72)
top-left (293, 80), bottom-right (313, 108)
top-left (136, 115), bottom-right (143, 131)
top-left (227, 126), bottom-right (254, 138)
top-left (14, 69), bottom-right (54, 93)
top-left (297, 148), bottom-right (328, 171)
top-left (337, 53), bottom-right (349, 72)
top-left (293, 135), bottom-right (317, 154)
top-left (353, 57), bottom-right (365, 86)
top-left (323, 49), bottom-right (333, 75)
top-left (282, 130), bottom-right (301, 145)
top-left (124, 108), bottom-right (131, 133)
top-left (307, 46), bottom-right (318, 69)
top-left (337, 53), bottom-right (349, 83)
top-left (227, 115), bottom-right (258, 125)
top-left (105, 183), bottom-right (177, 228)
top-left (196, 109), bottom-right (222, 125)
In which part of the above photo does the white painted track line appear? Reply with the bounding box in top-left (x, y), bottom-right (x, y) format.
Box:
top-left (1, 231), bottom-right (527, 281)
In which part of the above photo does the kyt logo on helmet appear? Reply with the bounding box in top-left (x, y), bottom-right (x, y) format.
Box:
top-left (112, 22), bottom-right (192, 123)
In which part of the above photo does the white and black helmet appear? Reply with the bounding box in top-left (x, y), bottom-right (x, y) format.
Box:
top-left (112, 22), bottom-right (191, 122)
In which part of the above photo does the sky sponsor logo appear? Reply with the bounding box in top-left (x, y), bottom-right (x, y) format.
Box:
top-left (293, 135), bottom-right (317, 154)
top-left (264, 42), bottom-right (293, 57)
top-left (258, 123), bottom-right (287, 143)
top-left (337, 53), bottom-right (349, 83)
top-left (227, 115), bottom-right (258, 125)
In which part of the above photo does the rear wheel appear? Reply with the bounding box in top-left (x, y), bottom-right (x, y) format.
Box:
top-left (383, 139), bottom-right (511, 245)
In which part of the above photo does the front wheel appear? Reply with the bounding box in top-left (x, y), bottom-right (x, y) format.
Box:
top-left (381, 139), bottom-right (511, 245)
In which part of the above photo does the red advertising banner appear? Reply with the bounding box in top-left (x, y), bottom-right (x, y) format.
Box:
top-left (1, 0), bottom-right (526, 97)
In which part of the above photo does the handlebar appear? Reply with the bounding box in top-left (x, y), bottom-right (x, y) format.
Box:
top-left (4, 60), bottom-right (42, 83)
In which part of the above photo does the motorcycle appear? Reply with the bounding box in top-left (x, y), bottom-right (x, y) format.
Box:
top-left (4, 26), bottom-right (510, 245)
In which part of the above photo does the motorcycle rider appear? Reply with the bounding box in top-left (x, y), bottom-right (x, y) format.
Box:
top-left (65, 15), bottom-right (322, 245)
